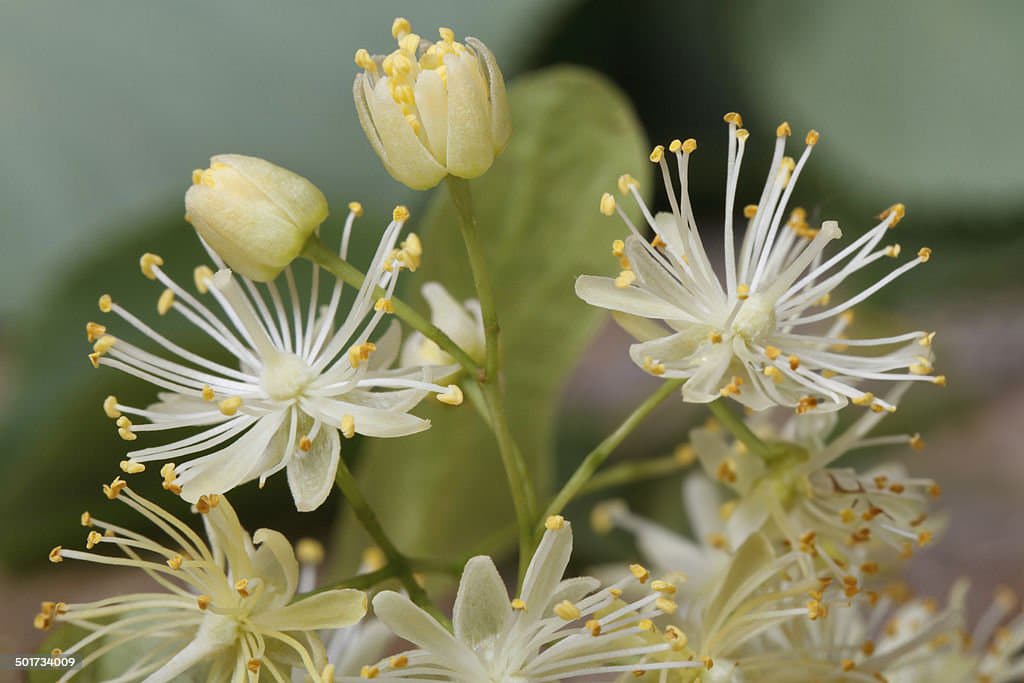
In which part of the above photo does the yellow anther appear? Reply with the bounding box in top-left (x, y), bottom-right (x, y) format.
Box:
top-left (736, 283), bottom-right (750, 300)
top-left (702, 656), bottom-right (715, 670)
top-left (437, 384), bottom-right (464, 406)
top-left (295, 538), bottom-right (325, 566)
top-left (93, 335), bottom-right (117, 355)
top-left (909, 433), bottom-right (925, 451)
top-left (193, 265), bottom-right (214, 294)
top-left (160, 463), bottom-right (176, 482)
top-left (664, 625), bottom-right (688, 650)
top-left (374, 297), bottom-right (395, 314)
top-left (743, 204), bottom-right (758, 218)
top-left (80, 511), bottom-right (92, 527)
top-left (599, 192), bottom-right (616, 216)
top-left (655, 597), bottom-right (678, 614)
top-left (853, 392), bottom-right (875, 407)
top-left (392, 205), bottom-right (410, 222)
top-left (917, 247), bottom-right (932, 262)
top-left (805, 129), bottom-right (820, 146)
top-left (796, 395), bottom-right (819, 415)
top-left (545, 515), bottom-right (566, 531)
top-left (102, 395), bottom-right (121, 419)
top-left (98, 294), bottom-right (113, 313)
top-left (86, 530), bottom-right (102, 550)
top-left (196, 595), bottom-right (211, 610)
top-left (361, 664), bottom-right (380, 679)
top-left (763, 366), bottom-right (783, 382)
top-left (585, 618), bottom-right (602, 636)
top-left (780, 156), bottom-right (796, 171)
top-left (736, 128), bottom-right (749, 141)
top-left (841, 659), bottom-right (855, 672)
top-left (674, 444), bottom-right (696, 465)
top-left (720, 376), bottom-right (743, 397)
top-left (909, 355), bottom-right (933, 375)
top-left (681, 138), bottom-right (697, 153)
top-left (402, 232), bottom-right (423, 257)
top-left (763, 345), bottom-right (781, 360)
top-left (341, 414), bottom-right (356, 439)
top-left (103, 476), bottom-right (127, 500)
top-left (617, 174), bottom-right (639, 195)
top-left (348, 342), bottom-right (377, 367)
top-left (614, 270), bottom-right (636, 288)
top-left (391, 17), bottom-right (411, 39)
top-left (630, 563), bottom-right (650, 583)
top-left (235, 578), bottom-right (250, 597)
top-left (553, 600), bottom-right (581, 621)
top-left (119, 460), bottom-right (145, 474)
top-left (511, 598), bottom-right (526, 611)
top-left (788, 354), bottom-right (800, 371)
top-left (716, 458), bottom-right (738, 483)
top-left (139, 253), bottom-right (164, 280)
top-left (361, 546), bottom-right (387, 572)
top-left (880, 203), bottom-right (906, 227)
top-left (918, 530), bottom-right (933, 546)
top-left (723, 112), bottom-right (743, 126)
top-left (884, 243), bottom-right (902, 258)
top-left (348, 201), bottom-right (365, 217)
top-left (299, 436), bottom-right (313, 452)
top-left (354, 48), bottom-right (376, 71)
top-left (668, 139), bottom-right (682, 153)
top-left (918, 331), bottom-right (936, 347)
top-left (86, 321), bottom-right (107, 343)
top-left (157, 288), bottom-right (175, 315)
top-left (247, 659), bottom-right (261, 673)
top-left (807, 599), bottom-right (828, 620)
top-left (776, 121), bottom-right (792, 137)
top-left (389, 655), bottom-right (409, 669)
top-left (642, 356), bottom-right (666, 376)
top-left (202, 385), bottom-right (215, 401)
top-left (49, 546), bottom-right (63, 563)
top-left (167, 554), bottom-right (183, 570)
top-left (651, 579), bottom-right (677, 594)
top-left (933, 375), bottom-right (947, 386)
top-left (649, 145), bottom-right (665, 163)
top-left (608, 588), bottom-right (623, 599)
top-left (398, 33), bottom-right (420, 54)
top-left (218, 396), bottom-right (242, 416)
top-left (438, 26), bottom-right (455, 43)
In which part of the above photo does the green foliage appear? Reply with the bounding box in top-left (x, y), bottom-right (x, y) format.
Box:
top-left (328, 66), bottom-right (653, 577)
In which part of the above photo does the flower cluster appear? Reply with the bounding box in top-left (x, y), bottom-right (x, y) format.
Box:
top-left (28, 12), bottom-right (1006, 683)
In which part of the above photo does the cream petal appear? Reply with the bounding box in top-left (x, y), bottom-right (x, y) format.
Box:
top-left (421, 282), bottom-right (483, 357)
top-left (251, 589), bottom-right (367, 631)
top-left (372, 591), bottom-right (485, 675)
top-left (301, 396), bottom-right (431, 438)
top-left (548, 576), bottom-right (601, 608)
top-left (653, 211), bottom-right (688, 263)
top-left (629, 327), bottom-right (712, 369)
top-left (212, 154), bottom-right (328, 231)
top-left (443, 51), bottom-right (494, 178)
top-left (680, 344), bottom-right (734, 403)
top-left (453, 556), bottom-right (513, 650)
top-left (692, 426), bottom-right (765, 496)
top-left (141, 614), bottom-right (236, 683)
top-left (520, 522), bottom-right (572, 622)
top-left (611, 311), bottom-right (671, 342)
top-left (286, 419), bottom-right (341, 512)
top-left (466, 37), bottom-right (510, 152)
top-left (612, 505), bottom-right (709, 577)
top-left (250, 528), bottom-right (300, 611)
top-left (368, 77), bottom-right (447, 190)
top-left (367, 319), bottom-right (402, 371)
top-left (624, 235), bottom-right (691, 306)
top-left (203, 495), bottom-right (255, 580)
top-left (575, 275), bottom-right (691, 319)
top-left (413, 69), bottom-right (448, 163)
top-left (703, 533), bottom-right (776, 633)
top-left (723, 490), bottom-right (771, 550)
top-left (682, 474), bottom-right (725, 542)
top-left (176, 411), bottom-right (286, 502)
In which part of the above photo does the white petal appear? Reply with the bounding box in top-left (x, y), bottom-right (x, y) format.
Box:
top-left (367, 319), bottom-right (402, 371)
top-left (703, 533), bottom-right (776, 632)
top-left (520, 522), bottom-right (572, 622)
top-left (692, 426), bottom-right (765, 495)
top-left (286, 422), bottom-right (340, 512)
top-left (723, 490), bottom-right (771, 550)
top-left (203, 495), bottom-right (254, 580)
top-left (372, 591), bottom-right (484, 674)
top-left (250, 528), bottom-right (300, 611)
top-left (413, 69), bottom-right (448, 163)
top-left (611, 311), bottom-right (669, 342)
top-left (575, 275), bottom-right (691, 319)
top-left (629, 327), bottom-right (712, 370)
top-left (682, 473), bottom-right (724, 542)
top-left (251, 589), bottom-right (366, 631)
top-left (680, 344), bottom-right (734, 403)
top-left (453, 556), bottom-right (512, 650)
top-left (302, 396), bottom-right (430, 438)
top-left (466, 37), bottom-right (510, 151)
top-left (369, 77), bottom-right (447, 190)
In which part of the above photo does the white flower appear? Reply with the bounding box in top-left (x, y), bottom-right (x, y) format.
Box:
top-left (88, 205), bottom-right (462, 511)
top-left (340, 516), bottom-right (702, 682)
top-left (36, 482), bottom-right (365, 682)
top-left (185, 154), bottom-right (329, 282)
top-left (401, 281), bottom-right (485, 369)
top-left (575, 115), bottom-right (943, 414)
top-left (691, 385), bottom-right (941, 583)
top-left (353, 18), bottom-right (511, 190)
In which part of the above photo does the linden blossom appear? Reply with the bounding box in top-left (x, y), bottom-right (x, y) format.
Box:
top-left (36, 483), bottom-right (365, 682)
top-left (88, 203), bottom-right (463, 511)
top-left (576, 113), bottom-right (943, 414)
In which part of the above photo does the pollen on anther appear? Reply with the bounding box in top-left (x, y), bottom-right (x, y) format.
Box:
top-left (777, 121), bottom-right (792, 137)
top-left (103, 395), bottom-right (121, 419)
top-left (49, 546), bottom-right (63, 563)
top-left (341, 414), bottom-right (356, 439)
top-left (617, 174), bottom-right (639, 195)
top-left (723, 112), bottom-right (743, 126)
top-left (649, 145), bottom-right (665, 163)
top-left (545, 515), bottom-right (565, 531)
top-left (917, 247), bottom-right (932, 262)
top-left (437, 384), bottom-right (463, 406)
top-left (218, 396), bottom-right (242, 416)
top-left (193, 265), bottom-right (214, 294)
top-left (299, 436), bottom-right (313, 452)
top-left (157, 289), bottom-right (175, 316)
top-left (511, 597), bottom-right (526, 611)
top-left (599, 193), bottom-right (616, 216)
top-left (681, 138), bottom-right (697, 154)
top-left (392, 205), bottom-right (410, 222)
top-left (119, 460), bottom-right (145, 474)
top-left (86, 321), bottom-right (107, 343)
top-left (553, 600), bottom-right (580, 621)
top-left (196, 595), bottom-right (211, 610)
top-left (805, 129), bottom-right (820, 146)
top-left (139, 253), bottom-right (164, 280)
top-left (630, 563), bottom-right (650, 583)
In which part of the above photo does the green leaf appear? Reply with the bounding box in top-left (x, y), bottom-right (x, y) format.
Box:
top-left (327, 66), bottom-right (652, 577)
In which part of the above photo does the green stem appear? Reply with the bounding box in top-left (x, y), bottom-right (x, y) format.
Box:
top-left (707, 399), bottom-right (780, 460)
top-left (580, 449), bottom-right (695, 496)
top-left (306, 556), bottom-right (462, 595)
top-left (446, 176), bottom-right (536, 581)
top-left (334, 456), bottom-right (451, 628)
top-left (301, 236), bottom-right (479, 374)
top-left (541, 379), bottom-right (684, 526)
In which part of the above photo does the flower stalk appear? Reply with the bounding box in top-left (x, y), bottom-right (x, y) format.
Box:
top-left (707, 398), bottom-right (787, 461)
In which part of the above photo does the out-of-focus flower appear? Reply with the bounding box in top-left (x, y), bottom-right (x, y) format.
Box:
top-left (353, 18), bottom-right (511, 190)
top-left (576, 115), bottom-right (942, 414)
top-left (339, 516), bottom-right (703, 681)
top-left (88, 205), bottom-right (462, 511)
top-left (36, 483), bottom-right (364, 682)
top-left (185, 154), bottom-right (328, 282)
top-left (401, 281), bottom-right (484, 369)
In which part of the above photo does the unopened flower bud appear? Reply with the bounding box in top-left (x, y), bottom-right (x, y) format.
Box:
top-left (353, 20), bottom-right (511, 190)
top-left (185, 155), bottom-right (328, 282)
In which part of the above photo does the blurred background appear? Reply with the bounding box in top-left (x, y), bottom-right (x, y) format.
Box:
top-left (2, 0), bottom-right (1023, 666)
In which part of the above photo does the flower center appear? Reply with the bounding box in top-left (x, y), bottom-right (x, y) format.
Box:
top-left (731, 293), bottom-right (776, 342)
top-left (260, 352), bottom-right (316, 401)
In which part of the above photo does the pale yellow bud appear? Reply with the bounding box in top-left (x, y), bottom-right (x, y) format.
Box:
top-left (185, 155), bottom-right (328, 281)
top-left (353, 26), bottom-right (510, 190)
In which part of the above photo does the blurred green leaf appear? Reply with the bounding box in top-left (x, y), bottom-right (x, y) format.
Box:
top-left (327, 66), bottom-right (652, 578)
